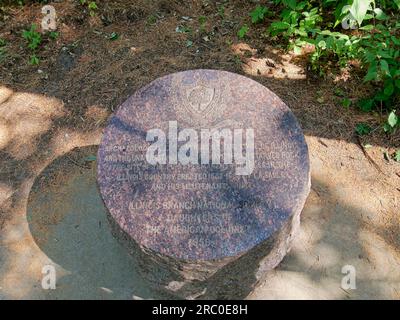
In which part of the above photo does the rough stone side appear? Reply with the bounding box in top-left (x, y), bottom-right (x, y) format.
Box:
top-left (105, 171), bottom-right (309, 300)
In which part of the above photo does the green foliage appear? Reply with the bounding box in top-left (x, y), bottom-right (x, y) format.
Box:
top-left (268, 4), bottom-right (322, 39)
top-left (21, 23), bottom-right (58, 65)
top-left (383, 110), bottom-right (399, 133)
top-left (360, 24), bottom-right (400, 109)
top-left (147, 14), bottom-right (157, 25)
top-left (355, 123), bottom-right (372, 135)
top-left (246, 0), bottom-right (400, 133)
top-left (218, 5), bottom-right (225, 19)
top-left (341, 98), bottom-right (351, 108)
top-left (309, 31), bottom-right (361, 72)
top-left (349, 0), bottom-right (373, 26)
top-left (22, 24), bottom-right (42, 65)
top-left (49, 31), bottom-right (59, 40)
top-left (80, 0), bottom-right (97, 16)
top-left (388, 111), bottom-right (398, 127)
top-left (29, 54), bottom-right (40, 65)
top-left (108, 32), bottom-right (119, 41)
top-left (395, 149), bottom-right (400, 162)
top-left (198, 16), bottom-right (207, 32)
top-left (250, 5), bottom-right (270, 24)
top-left (22, 24), bottom-right (41, 50)
top-left (237, 25), bottom-right (249, 38)
top-left (358, 98), bottom-right (374, 112)
top-left (88, 1), bottom-right (97, 10)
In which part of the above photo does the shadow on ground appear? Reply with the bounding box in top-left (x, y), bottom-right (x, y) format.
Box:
top-left (249, 174), bottom-right (400, 299)
top-left (24, 146), bottom-right (171, 299)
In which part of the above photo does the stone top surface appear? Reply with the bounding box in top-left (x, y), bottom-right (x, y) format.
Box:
top-left (97, 69), bottom-right (310, 261)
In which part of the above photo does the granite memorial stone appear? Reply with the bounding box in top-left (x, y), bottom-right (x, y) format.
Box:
top-left (97, 69), bottom-right (310, 299)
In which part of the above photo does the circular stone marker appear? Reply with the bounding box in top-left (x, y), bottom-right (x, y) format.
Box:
top-left (98, 69), bottom-right (310, 298)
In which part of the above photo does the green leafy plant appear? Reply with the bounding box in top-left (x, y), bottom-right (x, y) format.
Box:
top-left (22, 24), bottom-right (42, 65)
top-left (80, 0), bottom-right (97, 16)
top-left (147, 14), bottom-right (157, 25)
top-left (334, 87), bottom-right (346, 97)
top-left (349, 0), bottom-right (373, 26)
top-left (355, 123), bottom-right (372, 135)
top-left (341, 98), bottom-right (351, 108)
top-left (268, 2), bottom-right (324, 54)
top-left (268, 3), bottom-right (321, 38)
top-left (261, 0), bottom-right (400, 133)
top-left (198, 15), bottom-right (207, 33)
top-left (21, 23), bottom-right (59, 65)
top-left (88, 1), bottom-right (97, 10)
top-left (217, 5), bottom-right (225, 19)
top-left (308, 31), bottom-right (361, 73)
top-left (358, 98), bottom-right (374, 112)
top-left (394, 149), bottom-right (400, 162)
top-left (29, 54), bottom-right (40, 65)
top-left (360, 24), bottom-right (400, 111)
top-left (237, 25), bottom-right (249, 39)
top-left (22, 24), bottom-right (41, 50)
top-left (108, 32), bottom-right (119, 41)
top-left (383, 110), bottom-right (399, 133)
top-left (48, 31), bottom-right (59, 40)
top-left (250, 5), bottom-right (270, 24)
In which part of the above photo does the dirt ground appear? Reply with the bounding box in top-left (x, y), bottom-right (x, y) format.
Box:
top-left (0, 0), bottom-right (399, 299)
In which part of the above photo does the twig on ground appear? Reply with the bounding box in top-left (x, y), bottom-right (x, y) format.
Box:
top-left (356, 135), bottom-right (384, 174)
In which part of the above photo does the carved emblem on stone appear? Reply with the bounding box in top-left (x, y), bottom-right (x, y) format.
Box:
top-left (186, 85), bottom-right (215, 115)
top-left (172, 72), bottom-right (227, 127)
